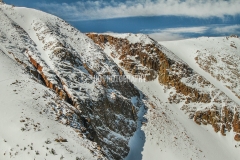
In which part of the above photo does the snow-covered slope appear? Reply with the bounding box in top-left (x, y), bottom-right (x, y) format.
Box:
top-left (0, 49), bottom-right (102, 160)
top-left (130, 79), bottom-right (240, 160)
top-left (0, 3), bottom-right (144, 159)
top-left (160, 36), bottom-right (240, 106)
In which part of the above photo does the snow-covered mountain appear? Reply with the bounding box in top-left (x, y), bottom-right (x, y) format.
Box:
top-left (0, 3), bottom-right (143, 160)
top-left (87, 33), bottom-right (240, 160)
top-left (1, 1), bottom-right (240, 160)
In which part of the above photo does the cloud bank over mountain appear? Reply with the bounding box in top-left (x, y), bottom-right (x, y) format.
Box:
top-left (37, 0), bottom-right (240, 21)
top-left (147, 25), bottom-right (240, 41)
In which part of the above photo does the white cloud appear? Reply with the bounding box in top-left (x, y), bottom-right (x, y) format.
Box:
top-left (148, 32), bottom-right (185, 41)
top-left (212, 25), bottom-right (240, 34)
top-left (148, 25), bottom-right (240, 41)
top-left (145, 26), bottom-right (209, 34)
top-left (146, 26), bottom-right (209, 41)
top-left (37, 0), bottom-right (240, 21)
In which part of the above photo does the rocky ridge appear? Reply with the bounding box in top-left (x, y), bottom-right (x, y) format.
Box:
top-left (87, 33), bottom-right (240, 141)
top-left (86, 33), bottom-right (211, 104)
top-left (0, 4), bottom-right (144, 159)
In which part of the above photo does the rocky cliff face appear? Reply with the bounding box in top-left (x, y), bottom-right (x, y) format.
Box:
top-left (87, 33), bottom-right (159, 81)
top-left (87, 33), bottom-right (240, 141)
top-left (86, 33), bottom-right (211, 104)
top-left (0, 5), bottom-right (144, 159)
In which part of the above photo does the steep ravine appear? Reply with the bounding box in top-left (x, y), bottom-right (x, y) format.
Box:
top-left (87, 33), bottom-right (240, 141)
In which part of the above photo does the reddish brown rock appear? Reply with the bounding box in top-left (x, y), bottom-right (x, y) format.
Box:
top-left (27, 54), bottom-right (68, 101)
top-left (234, 134), bottom-right (240, 141)
top-left (86, 33), bottom-right (211, 104)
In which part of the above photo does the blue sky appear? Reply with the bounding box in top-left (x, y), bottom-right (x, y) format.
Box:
top-left (5, 0), bottom-right (240, 41)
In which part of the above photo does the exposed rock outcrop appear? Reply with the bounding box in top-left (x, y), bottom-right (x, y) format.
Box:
top-left (193, 106), bottom-right (234, 136)
top-left (87, 33), bottom-right (158, 81)
top-left (234, 134), bottom-right (240, 141)
top-left (87, 33), bottom-right (240, 142)
top-left (86, 33), bottom-right (211, 104)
